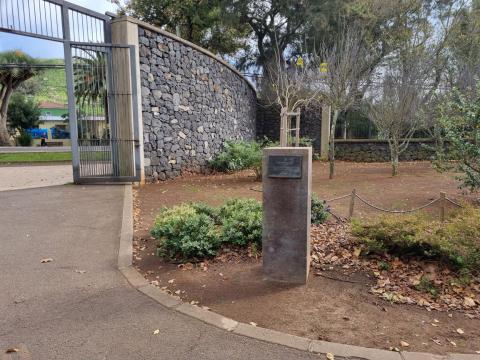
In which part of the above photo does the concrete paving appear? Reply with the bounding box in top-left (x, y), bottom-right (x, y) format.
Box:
top-left (0, 165), bottom-right (72, 191)
top-left (0, 185), bottom-right (320, 360)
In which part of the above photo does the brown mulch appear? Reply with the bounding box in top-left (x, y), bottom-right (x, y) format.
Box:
top-left (311, 222), bottom-right (480, 319)
top-left (133, 161), bottom-right (480, 354)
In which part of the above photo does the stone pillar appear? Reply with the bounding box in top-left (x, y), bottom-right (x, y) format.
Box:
top-left (111, 17), bottom-right (145, 183)
top-left (262, 147), bottom-right (312, 284)
top-left (320, 105), bottom-right (331, 161)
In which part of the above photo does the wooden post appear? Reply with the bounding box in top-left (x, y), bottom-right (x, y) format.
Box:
top-left (295, 113), bottom-right (299, 146)
top-left (440, 191), bottom-right (446, 222)
top-left (320, 105), bottom-right (331, 160)
top-left (280, 108), bottom-right (287, 147)
top-left (348, 189), bottom-right (356, 219)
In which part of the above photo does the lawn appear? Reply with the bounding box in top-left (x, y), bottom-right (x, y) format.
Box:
top-left (0, 152), bottom-right (72, 163)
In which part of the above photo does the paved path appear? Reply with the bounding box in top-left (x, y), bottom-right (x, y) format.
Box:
top-left (0, 146), bottom-right (71, 153)
top-left (0, 165), bottom-right (72, 191)
top-left (0, 185), bottom-right (319, 360)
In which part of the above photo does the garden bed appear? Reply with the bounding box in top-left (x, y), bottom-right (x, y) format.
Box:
top-left (133, 161), bottom-right (480, 354)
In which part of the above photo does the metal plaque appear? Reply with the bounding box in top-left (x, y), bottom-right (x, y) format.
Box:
top-left (267, 155), bottom-right (303, 178)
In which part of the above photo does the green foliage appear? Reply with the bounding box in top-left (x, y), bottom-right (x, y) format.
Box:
top-left (311, 193), bottom-right (329, 225)
top-left (416, 276), bottom-right (439, 297)
top-left (351, 206), bottom-right (480, 274)
top-left (16, 131), bottom-right (32, 146)
top-left (211, 138), bottom-right (318, 179)
top-left (377, 261), bottom-right (390, 271)
top-left (219, 198), bottom-right (263, 247)
top-left (7, 93), bottom-right (41, 131)
top-left (151, 204), bottom-right (220, 260)
top-left (210, 140), bottom-right (262, 178)
top-left (151, 199), bottom-right (262, 260)
top-left (435, 85), bottom-right (480, 191)
top-left (114, 0), bottom-right (249, 55)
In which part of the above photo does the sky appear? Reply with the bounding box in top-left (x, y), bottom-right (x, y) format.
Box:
top-left (0, 0), bottom-right (117, 59)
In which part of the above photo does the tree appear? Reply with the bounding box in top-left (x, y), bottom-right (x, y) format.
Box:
top-left (265, 38), bottom-right (320, 146)
top-left (0, 51), bottom-right (39, 145)
top-left (223, 0), bottom-right (312, 71)
top-left (112, 0), bottom-right (249, 56)
top-left (315, 27), bottom-right (369, 179)
top-left (367, 74), bottom-right (423, 176)
top-left (435, 85), bottom-right (480, 191)
top-left (7, 93), bottom-right (41, 132)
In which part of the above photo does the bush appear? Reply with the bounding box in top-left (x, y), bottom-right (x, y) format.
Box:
top-left (351, 206), bottom-right (480, 273)
top-left (219, 198), bottom-right (263, 247)
top-left (17, 132), bottom-right (32, 146)
top-left (311, 193), bottom-right (329, 224)
top-left (151, 204), bottom-right (220, 260)
top-left (210, 141), bottom-right (262, 178)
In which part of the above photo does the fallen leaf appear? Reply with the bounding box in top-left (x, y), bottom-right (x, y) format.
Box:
top-left (40, 258), bottom-right (53, 263)
top-left (400, 341), bottom-right (409, 347)
top-left (153, 329), bottom-right (160, 335)
top-left (168, 279), bottom-right (175, 284)
top-left (463, 297), bottom-right (476, 307)
top-left (450, 341), bottom-right (457, 347)
top-left (249, 322), bottom-right (257, 327)
top-left (5, 348), bottom-right (19, 353)
top-left (326, 353), bottom-right (335, 360)
top-left (389, 347), bottom-right (400, 352)
top-left (74, 270), bottom-right (86, 274)
top-left (456, 328), bottom-right (465, 335)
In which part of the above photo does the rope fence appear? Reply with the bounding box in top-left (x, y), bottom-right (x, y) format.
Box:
top-left (249, 186), bottom-right (463, 221)
top-left (326, 189), bottom-right (462, 221)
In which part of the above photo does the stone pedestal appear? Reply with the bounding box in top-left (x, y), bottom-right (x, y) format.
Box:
top-left (262, 147), bottom-right (312, 284)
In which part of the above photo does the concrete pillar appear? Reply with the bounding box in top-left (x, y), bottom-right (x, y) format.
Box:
top-left (262, 147), bottom-right (312, 284)
top-left (111, 17), bottom-right (145, 183)
top-left (320, 105), bottom-right (331, 161)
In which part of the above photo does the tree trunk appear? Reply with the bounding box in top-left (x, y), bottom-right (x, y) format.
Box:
top-left (329, 109), bottom-right (340, 179)
top-left (390, 141), bottom-right (399, 176)
top-left (0, 85), bottom-right (13, 146)
top-left (342, 119), bottom-right (347, 140)
top-left (0, 113), bottom-right (12, 146)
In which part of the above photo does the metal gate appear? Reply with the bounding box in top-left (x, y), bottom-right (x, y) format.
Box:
top-left (0, 0), bottom-right (141, 183)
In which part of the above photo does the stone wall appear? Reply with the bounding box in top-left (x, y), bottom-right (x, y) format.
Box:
top-left (334, 139), bottom-right (438, 162)
top-left (256, 101), bottom-right (322, 150)
top-left (138, 25), bottom-right (257, 181)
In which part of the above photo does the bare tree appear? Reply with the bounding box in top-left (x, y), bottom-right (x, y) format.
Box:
top-left (265, 39), bottom-right (320, 146)
top-left (314, 27), bottom-right (369, 179)
top-left (367, 51), bottom-right (429, 176)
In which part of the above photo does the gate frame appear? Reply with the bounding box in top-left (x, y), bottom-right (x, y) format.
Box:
top-left (0, 0), bottom-right (141, 184)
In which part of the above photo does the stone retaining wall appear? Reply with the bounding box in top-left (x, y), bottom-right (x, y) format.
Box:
top-left (138, 25), bottom-right (257, 181)
top-left (334, 139), bottom-right (438, 162)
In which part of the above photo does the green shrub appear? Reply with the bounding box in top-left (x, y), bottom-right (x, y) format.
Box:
top-left (151, 204), bottom-right (220, 260)
top-left (17, 132), bottom-right (32, 146)
top-left (210, 141), bottom-right (262, 178)
top-left (311, 193), bottom-right (329, 224)
top-left (351, 206), bottom-right (480, 273)
top-left (219, 198), bottom-right (263, 247)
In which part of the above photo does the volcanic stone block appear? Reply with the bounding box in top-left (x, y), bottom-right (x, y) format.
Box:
top-left (262, 147), bottom-right (312, 284)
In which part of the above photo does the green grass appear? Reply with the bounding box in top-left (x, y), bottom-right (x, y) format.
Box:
top-left (0, 152), bottom-right (72, 163)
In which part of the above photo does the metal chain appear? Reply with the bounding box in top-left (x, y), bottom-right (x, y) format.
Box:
top-left (445, 197), bottom-right (462, 208)
top-left (325, 194), bottom-right (351, 202)
top-left (354, 194), bottom-right (440, 214)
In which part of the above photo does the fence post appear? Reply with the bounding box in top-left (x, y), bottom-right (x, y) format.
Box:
top-left (348, 189), bottom-right (356, 220)
top-left (440, 192), bottom-right (446, 222)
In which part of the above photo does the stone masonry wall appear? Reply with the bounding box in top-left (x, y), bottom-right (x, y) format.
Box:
top-left (334, 139), bottom-right (438, 162)
top-left (138, 26), bottom-right (257, 181)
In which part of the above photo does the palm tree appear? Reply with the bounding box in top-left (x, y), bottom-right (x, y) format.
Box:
top-left (0, 51), bottom-right (39, 145)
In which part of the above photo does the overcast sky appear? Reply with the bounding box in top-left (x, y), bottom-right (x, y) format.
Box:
top-left (0, 0), bottom-right (117, 59)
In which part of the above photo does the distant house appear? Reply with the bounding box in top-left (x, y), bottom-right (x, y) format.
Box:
top-left (34, 102), bottom-right (71, 146)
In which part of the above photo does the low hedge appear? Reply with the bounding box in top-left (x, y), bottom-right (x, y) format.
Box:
top-left (351, 206), bottom-right (480, 274)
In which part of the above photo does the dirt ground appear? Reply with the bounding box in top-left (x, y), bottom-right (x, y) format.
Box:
top-left (133, 161), bottom-right (480, 354)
